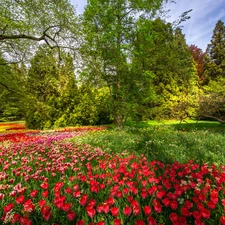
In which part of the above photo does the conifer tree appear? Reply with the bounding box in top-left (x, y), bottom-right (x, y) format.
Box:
top-left (198, 20), bottom-right (225, 122)
top-left (205, 20), bottom-right (225, 80)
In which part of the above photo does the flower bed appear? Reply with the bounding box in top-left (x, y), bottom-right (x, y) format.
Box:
top-left (0, 123), bottom-right (26, 134)
top-left (1, 133), bottom-right (225, 225)
top-left (0, 125), bottom-right (106, 143)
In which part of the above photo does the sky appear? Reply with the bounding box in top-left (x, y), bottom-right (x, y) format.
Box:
top-left (71, 0), bottom-right (225, 52)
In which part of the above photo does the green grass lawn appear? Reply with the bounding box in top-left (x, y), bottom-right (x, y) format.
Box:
top-left (72, 120), bottom-right (225, 166)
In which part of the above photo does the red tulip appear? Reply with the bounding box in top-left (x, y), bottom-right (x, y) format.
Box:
top-left (76, 220), bottom-right (85, 225)
top-left (86, 205), bottom-right (96, 218)
top-left (62, 203), bottom-right (72, 212)
top-left (111, 207), bottom-right (119, 217)
top-left (4, 203), bottom-right (14, 213)
top-left (11, 213), bottom-right (20, 224)
top-left (23, 199), bottom-right (35, 213)
top-left (41, 205), bottom-right (52, 221)
top-left (0, 193), bottom-right (4, 200)
top-left (147, 216), bottom-right (157, 225)
top-left (16, 195), bottom-right (25, 204)
top-left (220, 216), bottom-right (225, 225)
top-left (30, 190), bottom-right (38, 198)
top-left (136, 219), bottom-right (145, 225)
top-left (169, 213), bottom-right (178, 223)
top-left (181, 207), bottom-right (191, 217)
top-left (143, 205), bottom-right (152, 216)
top-left (96, 222), bottom-right (105, 225)
top-left (38, 199), bottom-right (46, 208)
top-left (103, 203), bottom-right (110, 213)
top-left (114, 218), bottom-right (121, 225)
top-left (123, 206), bottom-right (132, 216)
top-left (67, 210), bottom-right (76, 221)
top-left (80, 194), bottom-right (89, 206)
top-left (42, 191), bottom-right (48, 198)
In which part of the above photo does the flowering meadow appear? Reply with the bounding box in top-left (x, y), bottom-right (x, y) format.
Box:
top-left (1, 123), bottom-right (225, 224)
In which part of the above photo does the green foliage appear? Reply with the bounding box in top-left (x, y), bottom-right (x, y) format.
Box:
top-left (82, 0), bottom-right (167, 128)
top-left (196, 20), bottom-right (225, 122)
top-left (0, 56), bottom-right (26, 121)
top-left (24, 45), bottom-right (112, 129)
top-left (0, 0), bottom-right (79, 64)
top-left (132, 18), bottom-right (199, 120)
top-left (198, 76), bottom-right (225, 121)
top-left (204, 20), bottom-right (225, 80)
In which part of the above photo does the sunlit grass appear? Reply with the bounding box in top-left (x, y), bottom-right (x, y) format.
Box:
top-left (72, 121), bottom-right (225, 166)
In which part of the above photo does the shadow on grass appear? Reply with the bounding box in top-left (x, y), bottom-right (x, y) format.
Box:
top-left (125, 120), bottom-right (225, 133)
top-left (171, 122), bottom-right (225, 133)
top-left (72, 120), bottom-right (225, 166)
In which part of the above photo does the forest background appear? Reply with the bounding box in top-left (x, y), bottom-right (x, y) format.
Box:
top-left (1, 0), bottom-right (225, 129)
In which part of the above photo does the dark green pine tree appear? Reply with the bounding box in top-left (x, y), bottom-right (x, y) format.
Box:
top-left (205, 20), bottom-right (225, 80)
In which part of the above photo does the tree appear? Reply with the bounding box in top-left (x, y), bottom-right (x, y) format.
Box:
top-left (198, 77), bottom-right (225, 123)
top-left (132, 18), bottom-right (199, 120)
top-left (82, 0), bottom-right (168, 128)
top-left (0, 55), bottom-right (26, 121)
top-left (24, 45), bottom-right (110, 129)
top-left (189, 45), bottom-right (206, 84)
top-left (0, 0), bottom-right (80, 64)
top-left (25, 46), bottom-right (59, 129)
top-left (204, 20), bottom-right (225, 80)
top-left (197, 20), bottom-right (225, 123)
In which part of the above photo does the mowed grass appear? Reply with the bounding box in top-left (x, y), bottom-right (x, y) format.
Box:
top-left (72, 120), bottom-right (225, 166)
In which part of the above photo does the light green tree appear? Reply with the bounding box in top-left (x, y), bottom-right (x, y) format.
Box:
top-left (132, 18), bottom-right (199, 120)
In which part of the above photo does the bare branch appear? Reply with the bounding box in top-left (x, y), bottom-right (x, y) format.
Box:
top-left (200, 115), bottom-right (225, 124)
top-left (0, 25), bottom-right (62, 42)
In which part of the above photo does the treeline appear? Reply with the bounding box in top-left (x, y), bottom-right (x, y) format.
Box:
top-left (0, 0), bottom-right (225, 129)
top-left (0, 48), bottom-right (112, 129)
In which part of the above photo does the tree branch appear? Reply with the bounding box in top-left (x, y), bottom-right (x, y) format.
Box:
top-left (0, 25), bottom-right (62, 42)
top-left (0, 34), bottom-right (44, 41)
top-left (202, 115), bottom-right (225, 124)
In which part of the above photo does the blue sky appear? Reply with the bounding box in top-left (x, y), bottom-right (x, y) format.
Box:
top-left (71, 0), bottom-right (225, 51)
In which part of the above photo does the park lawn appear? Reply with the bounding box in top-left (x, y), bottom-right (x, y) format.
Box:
top-left (73, 120), bottom-right (225, 165)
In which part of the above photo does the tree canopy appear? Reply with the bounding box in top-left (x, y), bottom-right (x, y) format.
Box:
top-left (0, 0), bottom-right (80, 64)
top-left (81, 0), bottom-right (169, 127)
top-left (1, 0), bottom-right (225, 128)
top-left (204, 20), bottom-right (225, 80)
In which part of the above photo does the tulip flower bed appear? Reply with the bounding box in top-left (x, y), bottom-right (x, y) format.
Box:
top-left (0, 123), bottom-right (26, 133)
top-left (0, 126), bottom-right (106, 143)
top-left (1, 128), bottom-right (225, 225)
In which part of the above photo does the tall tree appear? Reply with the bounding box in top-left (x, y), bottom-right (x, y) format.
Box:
top-left (132, 18), bottom-right (199, 120)
top-left (204, 20), bottom-right (225, 80)
top-left (189, 45), bottom-right (206, 84)
top-left (82, 0), bottom-right (168, 128)
top-left (197, 20), bottom-right (225, 122)
top-left (0, 0), bottom-right (80, 64)
top-left (25, 46), bottom-right (60, 129)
